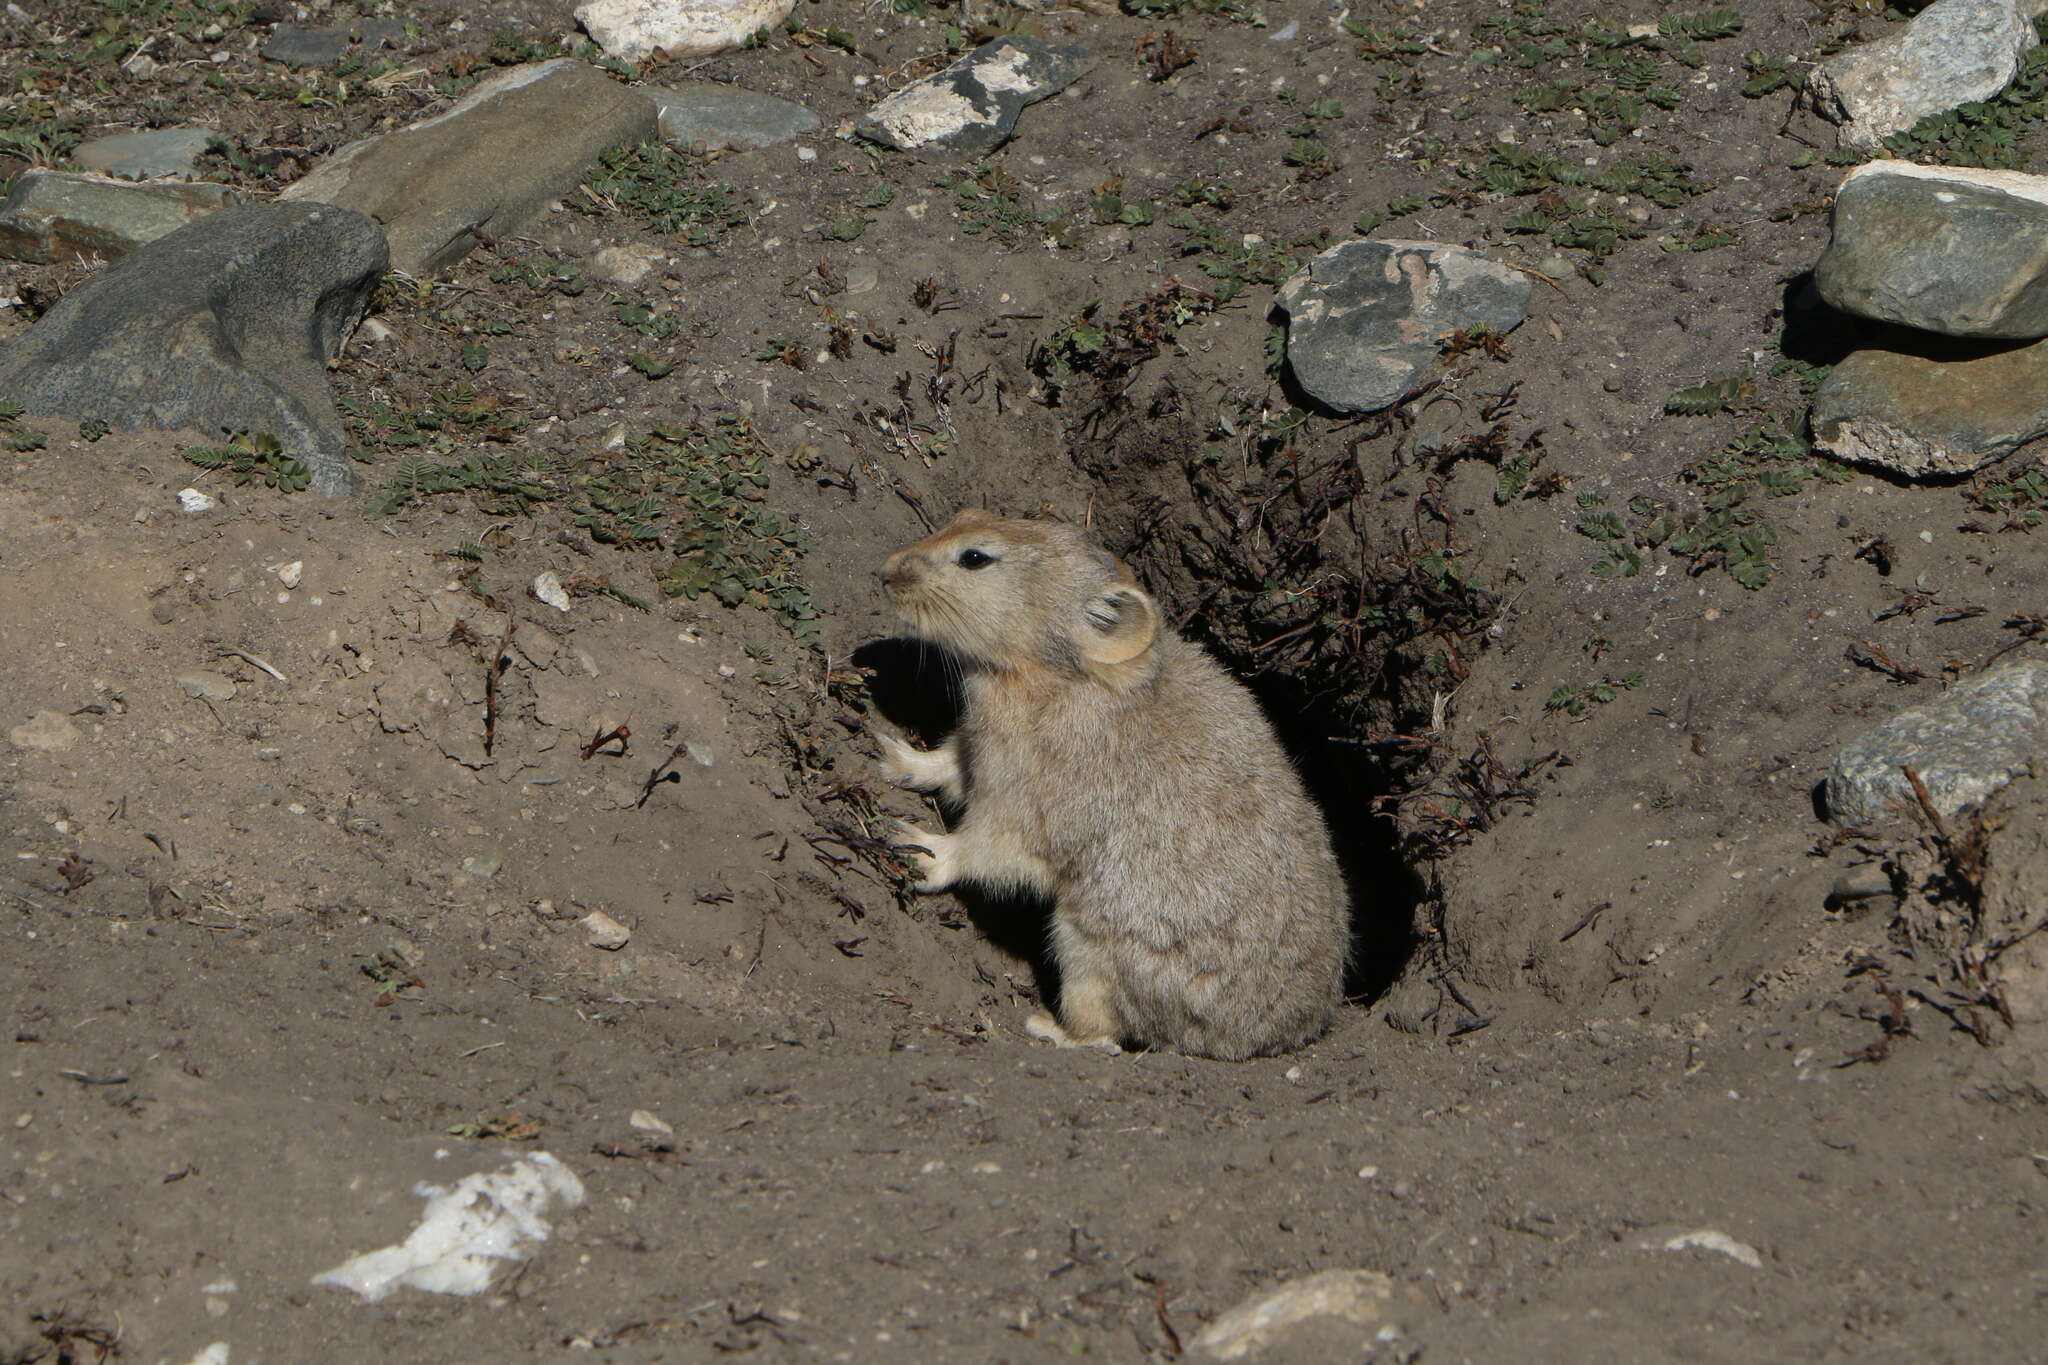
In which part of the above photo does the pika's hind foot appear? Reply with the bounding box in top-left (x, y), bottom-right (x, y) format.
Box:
top-left (1024, 1011), bottom-right (1123, 1052)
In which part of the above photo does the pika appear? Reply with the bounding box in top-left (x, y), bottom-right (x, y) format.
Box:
top-left (873, 508), bottom-right (1350, 1061)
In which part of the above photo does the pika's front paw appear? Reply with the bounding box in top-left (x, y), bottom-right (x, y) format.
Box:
top-left (1024, 1011), bottom-right (1124, 1052)
top-left (875, 729), bottom-right (932, 789)
top-left (887, 818), bottom-right (960, 893)
top-left (873, 725), bottom-right (963, 800)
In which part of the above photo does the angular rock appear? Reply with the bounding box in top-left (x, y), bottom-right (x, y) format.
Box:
top-left (1190, 1270), bottom-right (1397, 1361)
top-left (7, 710), bottom-right (80, 752)
top-left (1276, 239), bottom-right (1532, 415)
top-left (1810, 331), bottom-right (2048, 477)
top-left (1821, 658), bottom-right (2048, 827)
top-left (280, 60), bottom-right (656, 276)
top-left (0, 170), bottom-right (239, 264)
top-left (0, 202), bottom-right (387, 496)
top-left (1817, 161), bottom-right (2048, 339)
top-left (73, 127), bottom-right (219, 181)
top-left (262, 19), bottom-right (404, 67)
top-left (175, 670), bottom-right (238, 702)
top-left (577, 0), bottom-right (796, 61)
top-left (1810, 0), bottom-right (2035, 151)
top-left (587, 242), bottom-right (666, 286)
top-left (856, 37), bottom-right (1093, 154)
top-left (645, 80), bottom-right (820, 151)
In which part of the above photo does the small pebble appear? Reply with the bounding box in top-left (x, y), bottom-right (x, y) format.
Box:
top-left (581, 910), bottom-right (631, 950)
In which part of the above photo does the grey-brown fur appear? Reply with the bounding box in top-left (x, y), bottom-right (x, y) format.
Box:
top-left (874, 509), bottom-right (1350, 1061)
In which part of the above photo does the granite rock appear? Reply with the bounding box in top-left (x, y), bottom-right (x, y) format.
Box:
top-left (856, 37), bottom-right (1092, 154)
top-left (280, 60), bottom-right (656, 276)
top-left (0, 202), bottom-right (388, 496)
top-left (73, 127), bottom-right (219, 181)
top-left (1811, 0), bottom-right (2036, 151)
top-left (1816, 161), bottom-right (2048, 339)
top-left (1810, 331), bottom-right (2048, 477)
top-left (0, 170), bottom-right (239, 263)
top-left (646, 81), bottom-right (820, 150)
top-left (576, 0), bottom-right (796, 61)
top-left (1276, 239), bottom-right (1532, 415)
top-left (1821, 657), bottom-right (2048, 827)
top-left (262, 19), bottom-right (405, 67)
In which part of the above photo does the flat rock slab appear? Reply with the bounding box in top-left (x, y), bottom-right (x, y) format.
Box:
top-left (1276, 239), bottom-right (1532, 415)
top-left (73, 127), bottom-right (219, 181)
top-left (1821, 657), bottom-right (2048, 827)
top-left (262, 19), bottom-right (405, 67)
top-left (1811, 0), bottom-right (2035, 151)
top-left (1810, 331), bottom-right (2048, 477)
top-left (577, 0), bottom-right (796, 60)
top-left (646, 81), bottom-right (819, 150)
top-left (1189, 1270), bottom-right (1397, 1360)
top-left (1817, 161), bottom-right (2048, 339)
top-left (856, 37), bottom-right (1092, 154)
top-left (280, 59), bottom-right (656, 276)
top-left (0, 202), bottom-right (387, 496)
top-left (0, 170), bottom-right (238, 263)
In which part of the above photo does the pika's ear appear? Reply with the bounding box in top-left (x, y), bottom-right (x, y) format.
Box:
top-left (1078, 585), bottom-right (1158, 665)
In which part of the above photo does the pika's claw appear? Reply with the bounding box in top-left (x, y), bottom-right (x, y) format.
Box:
top-left (887, 818), bottom-right (959, 892)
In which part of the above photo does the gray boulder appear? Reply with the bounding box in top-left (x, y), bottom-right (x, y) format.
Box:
top-left (73, 127), bottom-right (220, 181)
top-left (0, 202), bottom-right (388, 496)
top-left (280, 60), bottom-right (656, 276)
top-left (1810, 331), bottom-right (2048, 477)
top-left (1816, 161), bottom-right (2048, 338)
top-left (1276, 239), bottom-right (1532, 415)
top-left (0, 170), bottom-right (239, 263)
top-left (647, 81), bottom-right (819, 151)
top-left (1821, 657), bottom-right (2048, 827)
top-left (1810, 0), bottom-right (2036, 151)
top-left (856, 37), bottom-right (1092, 154)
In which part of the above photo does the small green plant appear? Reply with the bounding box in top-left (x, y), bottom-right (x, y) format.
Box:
top-left (1035, 301), bottom-right (1108, 380)
top-left (1968, 463), bottom-right (2048, 531)
top-left (0, 398), bottom-right (46, 452)
top-left (573, 143), bottom-right (745, 247)
top-left (490, 259), bottom-right (587, 297)
top-left (1665, 374), bottom-right (1748, 415)
top-left (182, 430), bottom-right (310, 492)
top-left (946, 163), bottom-right (1042, 239)
top-left (1545, 669), bottom-right (1645, 717)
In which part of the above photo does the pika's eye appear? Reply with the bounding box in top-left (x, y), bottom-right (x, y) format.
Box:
top-left (956, 548), bottom-right (995, 570)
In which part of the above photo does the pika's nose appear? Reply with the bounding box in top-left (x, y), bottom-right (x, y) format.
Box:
top-left (878, 550), bottom-right (917, 590)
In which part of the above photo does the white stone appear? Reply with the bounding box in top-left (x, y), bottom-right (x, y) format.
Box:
top-left (532, 571), bottom-right (572, 612)
top-left (580, 909), bottom-right (632, 950)
top-left (177, 487), bottom-right (219, 513)
top-left (575, 0), bottom-right (797, 61)
top-left (1191, 1270), bottom-right (1397, 1360)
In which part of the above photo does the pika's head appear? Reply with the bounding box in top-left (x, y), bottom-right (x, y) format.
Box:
top-left (880, 509), bottom-right (1159, 683)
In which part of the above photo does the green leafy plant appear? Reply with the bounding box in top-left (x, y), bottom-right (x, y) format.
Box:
top-left (1665, 374), bottom-right (1748, 415)
top-left (573, 143), bottom-right (745, 246)
top-left (1546, 669), bottom-right (1645, 716)
top-left (182, 430), bottom-right (310, 491)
